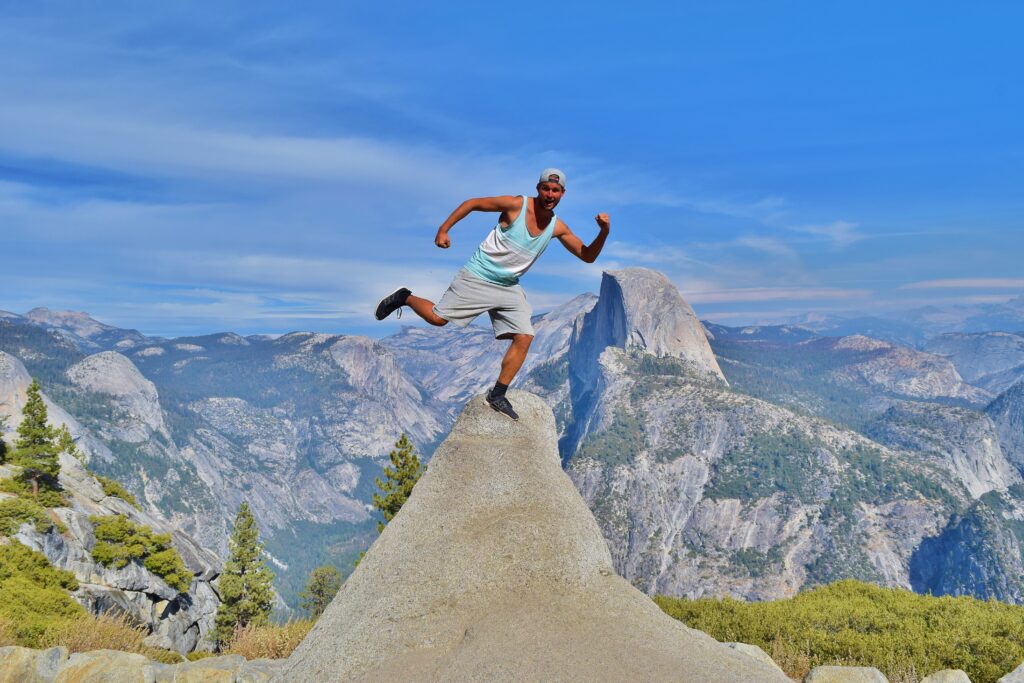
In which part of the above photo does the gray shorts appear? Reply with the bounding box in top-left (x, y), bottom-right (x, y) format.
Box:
top-left (433, 268), bottom-right (535, 339)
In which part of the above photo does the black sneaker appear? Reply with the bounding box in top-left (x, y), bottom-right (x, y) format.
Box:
top-left (375, 287), bottom-right (411, 321)
top-left (486, 393), bottom-right (519, 421)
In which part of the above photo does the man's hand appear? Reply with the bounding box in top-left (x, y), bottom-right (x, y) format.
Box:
top-left (595, 213), bottom-right (611, 232)
top-left (435, 230), bottom-right (451, 249)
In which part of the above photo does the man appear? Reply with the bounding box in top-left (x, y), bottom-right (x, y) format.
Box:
top-left (375, 168), bottom-right (610, 420)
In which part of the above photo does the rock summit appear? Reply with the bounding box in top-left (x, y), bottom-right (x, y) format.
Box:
top-left (280, 391), bottom-right (786, 681)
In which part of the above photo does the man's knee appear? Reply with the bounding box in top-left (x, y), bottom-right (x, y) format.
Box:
top-left (512, 333), bottom-right (534, 348)
top-left (430, 317), bottom-right (449, 327)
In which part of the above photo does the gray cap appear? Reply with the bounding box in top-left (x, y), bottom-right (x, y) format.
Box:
top-left (538, 168), bottom-right (566, 189)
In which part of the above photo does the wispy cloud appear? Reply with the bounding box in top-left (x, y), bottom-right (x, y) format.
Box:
top-left (683, 286), bottom-right (870, 304)
top-left (901, 278), bottom-right (1024, 290)
top-left (787, 220), bottom-right (863, 248)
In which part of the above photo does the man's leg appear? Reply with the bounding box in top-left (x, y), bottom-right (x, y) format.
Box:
top-left (497, 333), bottom-right (533, 385)
top-left (375, 288), bottom-right (449, 326)
top-left (406, 295), bottom-right (449, 327)
top-left (486, 334), bottom-right (533, 420)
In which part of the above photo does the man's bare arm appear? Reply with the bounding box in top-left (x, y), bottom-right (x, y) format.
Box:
top-left (555, 213), bottom-right (611, 263)
top-left (434, 195), bottom-right (522, 248)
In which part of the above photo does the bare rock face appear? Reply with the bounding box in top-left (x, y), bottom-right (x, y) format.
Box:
top-left (868, 402), bottom-right (1021, 499)
top-left (826, 336), bottom-right (991, 404)
top-left (926, 331), bottom-right (1024, 394)
top-left (0, 351), bottom-right (110, 465)
top-left (66, 351), bottom-right (168, 440)
top-left (280, 391), bottom-right (786, 682)
top-left (570, 268), bottom-right (724, 384)
top-left (988, 383), bottom-right (1024, 473)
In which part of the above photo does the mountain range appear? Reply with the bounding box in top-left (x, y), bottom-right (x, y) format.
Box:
top-left (1, 270), bottom-right (1022, 608)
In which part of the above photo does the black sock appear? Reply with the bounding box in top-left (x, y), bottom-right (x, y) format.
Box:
top-left (489, 381), bottom-right (508, 399)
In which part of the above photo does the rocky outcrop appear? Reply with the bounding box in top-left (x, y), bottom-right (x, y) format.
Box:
top-left (988, 383), bottom-right (1024, 474)
top-left (23, 308), bottom-right (150, 353)
top-left (281, 392), bottom-right (786, 682)
top-left (910, 496), bottom-right (1024, 603)
top-left (920, 671), bottom-right (972, 683)
top-left (867, 402), bottom-right (1021, 499)
top-left (926, 332), bottom-right (1024, 394)
top-left (65, 352), bottom-right (168, 441)
top-left (0, 646), bottom-right (68, 682)
top-left (0, 352), bottom-right (221, 653)
top-left (1001, 661), bottom-right (1024, 682)
top-left (824, 336), bottom-right (990, 404)
top-left (570, 268), bottom-right (724, 386)
top-left (557, 281), bottom-right (985, 601)
top-left (0, 647), bottom-right (287, 682)
top-left (8, 452), bottom-right (222, 653)
top-left (564, 269), bottom-right (725, 457)
top-left (804, 666), bottom-right (888, 682)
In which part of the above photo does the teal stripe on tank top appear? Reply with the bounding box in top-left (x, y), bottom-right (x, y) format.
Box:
top-left (465, 253), bottom-right (518, 286)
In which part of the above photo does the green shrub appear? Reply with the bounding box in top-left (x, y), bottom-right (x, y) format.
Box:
top-left (95, 475), bottom-right (140, 510)
top-left (0, 475), bottom-right (68, 508)
top-left (0, 576), bottom-right (85, 648)
top-left (656, 579), bottom-right (1024, 683)
top-left (0, 497), bottom-right (57, 535)
top-left (186, 650), bottom-right (216, 661)
top-left (0, 540), bottom-right (78, 590)
top-left (89, 515), bottom-right (193, 592)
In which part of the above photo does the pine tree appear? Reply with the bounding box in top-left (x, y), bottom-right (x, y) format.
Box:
top-left (371, 433), bottom-right (424, 534)
top-left (55, 425), bottom-right (82, 462)
top-left (13, 379), bottom-right (60, 499)
top-left (214, 502), bottom-right (275, 647)
top-left (299, 565), bottom-right (342, 618)
top-left (0, 415), bottom-right (8, 464)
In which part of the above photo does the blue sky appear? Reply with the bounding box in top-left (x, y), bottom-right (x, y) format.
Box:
top-left (2, 2), bottom-right (1022, 338)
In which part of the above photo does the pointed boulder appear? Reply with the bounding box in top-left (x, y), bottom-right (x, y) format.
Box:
top-left (280, 391), bottom-right (786, 682)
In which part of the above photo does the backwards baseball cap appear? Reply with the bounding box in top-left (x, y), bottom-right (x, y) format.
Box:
top-left (538, 167), bottom-right (566, 189)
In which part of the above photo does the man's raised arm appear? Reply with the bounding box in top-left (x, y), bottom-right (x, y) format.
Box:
top-left (555, 213), bottom-right (611, 264)
top-left (434, 195), bottom-right (521, 249)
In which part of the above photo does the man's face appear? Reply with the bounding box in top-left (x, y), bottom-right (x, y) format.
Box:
top-left (536, 181), bottom-right (564, 210)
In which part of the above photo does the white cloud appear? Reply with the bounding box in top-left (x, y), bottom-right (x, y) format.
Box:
top-left (901, 278), bottom-right (1024, 290)
top-left (786, 220), bottom-right (863, 249)
top-left (683, 287), bottom-right (870, 304)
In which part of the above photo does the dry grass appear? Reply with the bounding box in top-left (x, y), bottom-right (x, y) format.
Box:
top-left (38, 612), bottom-right (182, 663)
top-left (223, 619), bottom-right (314, 660)
top-left (0, 616), bottom-right (17, 648)
top-left (769, 635), bottom-right (924, 682)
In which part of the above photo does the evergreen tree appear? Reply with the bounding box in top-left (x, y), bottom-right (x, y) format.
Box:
top-left (214, 502), bottom-right (275, 647)
top-left (13, 379), bottom-right (60, 499)
top-left (0, 415), bottom-right (8, 464)
top-left (55, 425), bottom-right (81, 462)
top-left (299, 565), bottom-right (342, 618)
top-left (372, 433), bottom-right (424, 534)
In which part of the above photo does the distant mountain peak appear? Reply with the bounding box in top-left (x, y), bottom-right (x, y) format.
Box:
top-left (571, 268), bottom-right (724, 381)
top-left (25, 307), bottom-right (112, 338)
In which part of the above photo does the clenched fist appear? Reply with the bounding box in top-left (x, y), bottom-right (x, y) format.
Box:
top-left (435, 230), bottom-right (451, 248)
top-left (595, 213), bottom-right (611, 232)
